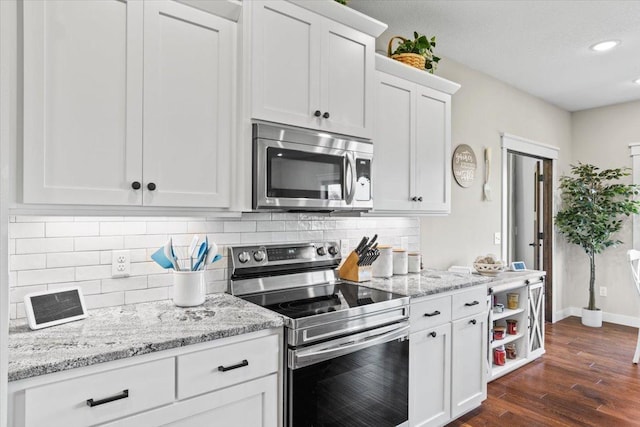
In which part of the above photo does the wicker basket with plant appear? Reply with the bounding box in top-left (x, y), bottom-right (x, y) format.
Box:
top-left (388, 32), bottom-right (440, 73)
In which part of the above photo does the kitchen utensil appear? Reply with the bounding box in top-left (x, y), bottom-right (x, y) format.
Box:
top-left (483, 147), bottom-right (492, 201)
top-left (151, 238), bottom-right (180, 270)
top-left (188, 235), bottom-right (199, 270)
top-left (192, 239), bottom-right (208, 271)
top-left (354, 236), bottom-right (368, 255)
top-left (359, 234), bottom-right (378, 256)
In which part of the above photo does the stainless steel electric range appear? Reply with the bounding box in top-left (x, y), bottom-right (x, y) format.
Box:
top-left (229, 242), bottom-right (410, 427)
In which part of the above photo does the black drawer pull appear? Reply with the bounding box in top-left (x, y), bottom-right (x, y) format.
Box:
top-left (469, 319), bottom-right (477, 325)
top-left (86, 389), bottom-right (129, 407)
top-left (464, 301), bottom-right (480, 307)
top-left (424, 310), bottom-right (441, 317)
top-left (218, 359), bottom-right (249, 372)
top-left (429, 331), bottom-right (437, 338)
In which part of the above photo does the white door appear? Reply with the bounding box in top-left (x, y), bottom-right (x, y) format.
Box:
top-left (414, 87), bottom-right (451, 213)
top-left (23, 0), bottom-right (143, 205)
top-left (373, 73), bottom-right (415, 211)
top-left (143, 1), bottom-right (232, 208)
top-left (251, 1), bottom-right (322, 130)
top-left (409, 323), bottom-right (451, 427)
top-left (320, 20), bottom-right (373, 139)
top-left (451, 312), bottom-right (487, 418)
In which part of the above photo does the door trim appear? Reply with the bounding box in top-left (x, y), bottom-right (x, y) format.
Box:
top-left (501, 133), bottom-right (559, 323)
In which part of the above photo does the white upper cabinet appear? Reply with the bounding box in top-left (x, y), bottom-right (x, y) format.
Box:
top-left (250, 1), bottom-right (380, 139)
top-left (23, 0), bottom-right (235, 208)
top-left (143, 1), bottom-right (232, 208)
top-left (23, 0), bottom-right (144, 206)
top-left (372, 55), bottom-right (460, 215)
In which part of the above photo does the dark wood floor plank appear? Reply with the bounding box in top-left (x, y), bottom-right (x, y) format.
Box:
top-left (447, 316), bottom-right (640, 426)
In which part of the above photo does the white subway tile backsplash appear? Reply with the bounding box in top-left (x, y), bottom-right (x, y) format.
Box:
top-left (10, 284), bottom-right (47, 303)
top-left (16, 237), bottom-right (74, 254)
top-left (17, 268), bottom-right (75, 286)
top-left (76, 265), bottom-right (111, 281)
top-left (10, 304), bottom-right (17, 320)
top-left (102, 276), bottom-right (148, 293)
top-left (84, 292), bottom-right (125, 310)
top-left (46, 222), bottom-right (99, 237)
top-left (125, 287), bottom-right (169, 305)
top-left (10, 254), bottom-right (46, 271)
top-left (75, 236), bottom-right (124, 251)
top-left (47, 251), bottom-right (100, 268)
top-left (8, 214), bottom-right (419, 319)
top-left (10, 223), bottom-right (45, 239)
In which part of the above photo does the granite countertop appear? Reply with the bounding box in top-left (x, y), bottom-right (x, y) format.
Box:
top-left (360, 269), bottom-right (545, 298)
top-left (8, 293), bottom-right (283, 382)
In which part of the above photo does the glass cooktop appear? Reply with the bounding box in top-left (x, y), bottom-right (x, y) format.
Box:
top-left (241, 282), bottom-right (406, 320)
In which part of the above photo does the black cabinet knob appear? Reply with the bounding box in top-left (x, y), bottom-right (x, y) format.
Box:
top-left (147, 182), bottom-right (157, 191)
top-left (417, 196), bottom-right (423, 202)
top-left (429, 331), bottom-right (437, 338)
top-left (469, 319), bottom-right (477, 325)
top-left (314, 110), bottom-right (322, 117)
top-left (131, 181), bottom-right (141, 190)
top-left (411, 196), bottom-right (418, 201)
top-left (322, 112), bottom-right (330, 119)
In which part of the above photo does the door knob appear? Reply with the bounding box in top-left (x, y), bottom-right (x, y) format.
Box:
top-left (147, 182), bottom-right (157, 191)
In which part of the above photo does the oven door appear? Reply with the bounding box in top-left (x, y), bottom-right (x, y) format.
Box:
top-left (254, 137), bottom-right (357, 211)
top-left (287, 322), bottom-right (409, 427)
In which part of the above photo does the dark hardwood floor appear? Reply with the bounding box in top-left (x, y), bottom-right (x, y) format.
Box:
top-left (448, 316), bottom-right (640, 427)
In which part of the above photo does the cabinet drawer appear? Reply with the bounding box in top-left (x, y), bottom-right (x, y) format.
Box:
top-left (24, 358), bottom-right (174, 427)
top-left (410, 295), bottom-right (452, 332)
top-left (452, 287), bottom-right (487, 320)
top-left (177, 334), bottom-right (279, 400)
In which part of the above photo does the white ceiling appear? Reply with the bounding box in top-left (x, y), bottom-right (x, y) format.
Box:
top-left (348, 0), bottom-right (640, 112)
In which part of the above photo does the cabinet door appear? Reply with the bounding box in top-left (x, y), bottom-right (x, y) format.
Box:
top-left (409, 323), bottom-right (451, 427)
top-left (414, 87), bottom-right (451, 213)
top-left (320, 20), bottom-right (374, 139)
top-left (373, 72), bottom-right (415, 211)
top-left (528, 280), bottom-right (545, 358)
top-left (451, 312), bottom-right (487, 418)
top-left (143, 1), bottom-right (232, 207)
top-left (23, 0), bottom-right (143, 205)
top-left (251, 1), bottom-right (322, 130)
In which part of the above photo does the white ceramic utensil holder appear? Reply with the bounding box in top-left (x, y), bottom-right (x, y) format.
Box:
top-left (173, 270), bottom-right (206, 307)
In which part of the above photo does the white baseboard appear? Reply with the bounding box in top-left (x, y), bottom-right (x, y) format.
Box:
top-left (554, 307), bottom-right (640, 328)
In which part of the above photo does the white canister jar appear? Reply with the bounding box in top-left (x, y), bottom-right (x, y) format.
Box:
top-left (372, 245), bottom-right (393, 278)
top-left (408, 252), bottom-right (421, 273)
top-left (173, 270), bottom-right (206, 307)
top-left (393, 249), bottom-right (408, 275)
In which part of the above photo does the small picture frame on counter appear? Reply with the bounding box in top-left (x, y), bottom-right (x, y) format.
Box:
top-left (24, 287), bottom-right (87, 330)
top-left (511, 261), bottom-right (527, 271)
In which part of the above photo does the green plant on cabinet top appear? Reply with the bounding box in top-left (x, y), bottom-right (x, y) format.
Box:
top-left (390, 31), bottom-right (441, 73)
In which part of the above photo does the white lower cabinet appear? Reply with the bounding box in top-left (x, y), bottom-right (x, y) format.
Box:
top-left (8, 330), bottom-right (281, 427)
top-left (409, 286), bottom-right (487, 427)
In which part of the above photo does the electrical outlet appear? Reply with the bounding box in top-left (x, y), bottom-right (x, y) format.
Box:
top-left (111, 250), bottom-right (131, 278)
top-left (340, 239), bottom-right (350, 257)
top-left (599, 286), bottom-right (607, 297)
top-left (494, 232), bottom-right (501, 245)
top-left (401, 237), bottom-right (409, 250)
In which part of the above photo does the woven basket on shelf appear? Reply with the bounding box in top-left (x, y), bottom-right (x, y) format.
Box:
top-left (387, 36), bottom-right (426, 70)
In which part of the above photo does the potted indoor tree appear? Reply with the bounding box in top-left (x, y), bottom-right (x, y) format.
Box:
top-left (555, 163), bottom-right (640, 327)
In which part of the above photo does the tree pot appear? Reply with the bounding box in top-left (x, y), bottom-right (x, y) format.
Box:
top-left (581, 307), bottom-right (602, 327)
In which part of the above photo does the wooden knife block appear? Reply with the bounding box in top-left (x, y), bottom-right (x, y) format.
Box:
top-left (338, 251), bottom-right (372, 282)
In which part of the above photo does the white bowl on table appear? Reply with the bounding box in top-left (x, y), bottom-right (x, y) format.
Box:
top-left (473, 262), bottom-right (505, 277)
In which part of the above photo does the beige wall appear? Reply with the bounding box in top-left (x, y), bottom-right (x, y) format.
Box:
top-left (419, 57), bottom-right (573, 319)
top-left (568, 100), bottom-right (640, 324)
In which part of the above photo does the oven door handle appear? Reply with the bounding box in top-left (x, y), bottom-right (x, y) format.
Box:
top-left (345, 151), bottom-right (357, 205)
top-left (289, 323), bottom-right (409, 369)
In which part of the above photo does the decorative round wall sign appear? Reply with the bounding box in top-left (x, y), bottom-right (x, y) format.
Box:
top-left (452, 144), bottom-right (477, 188)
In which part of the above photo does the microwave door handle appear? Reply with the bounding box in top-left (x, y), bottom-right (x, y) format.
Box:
top-left (345, 152), bottom-right (357, 205)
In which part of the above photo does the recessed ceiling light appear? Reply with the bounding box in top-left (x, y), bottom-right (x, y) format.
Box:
top-left (590, 40), bottom-right (620, 52)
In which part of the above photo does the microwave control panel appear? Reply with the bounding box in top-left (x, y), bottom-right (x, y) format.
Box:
top-left (355, 158), bottom-right (371, 201)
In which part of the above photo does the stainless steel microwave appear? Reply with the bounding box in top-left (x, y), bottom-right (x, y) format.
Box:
top-left (253, 123), bottom-right (373, 212)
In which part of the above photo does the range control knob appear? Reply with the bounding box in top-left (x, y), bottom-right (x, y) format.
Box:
top-left (317, 246), bottom-right (327, 256)
top-left (328, 246), bottom-right (338, 256)
top-left (238, 251), bottom-right (250, 264)
top-left (253, 250), bottom-right (266, 262)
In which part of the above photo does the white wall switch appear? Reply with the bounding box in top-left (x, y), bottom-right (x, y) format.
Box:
top-left (494, 232), bottom-right (501, 245)
top-left (599, 286), bottom-right (607, 297)
top-left (111, 250), bottom-right (131, 278)
top-left (340, 239), bottom-right (350, 257)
